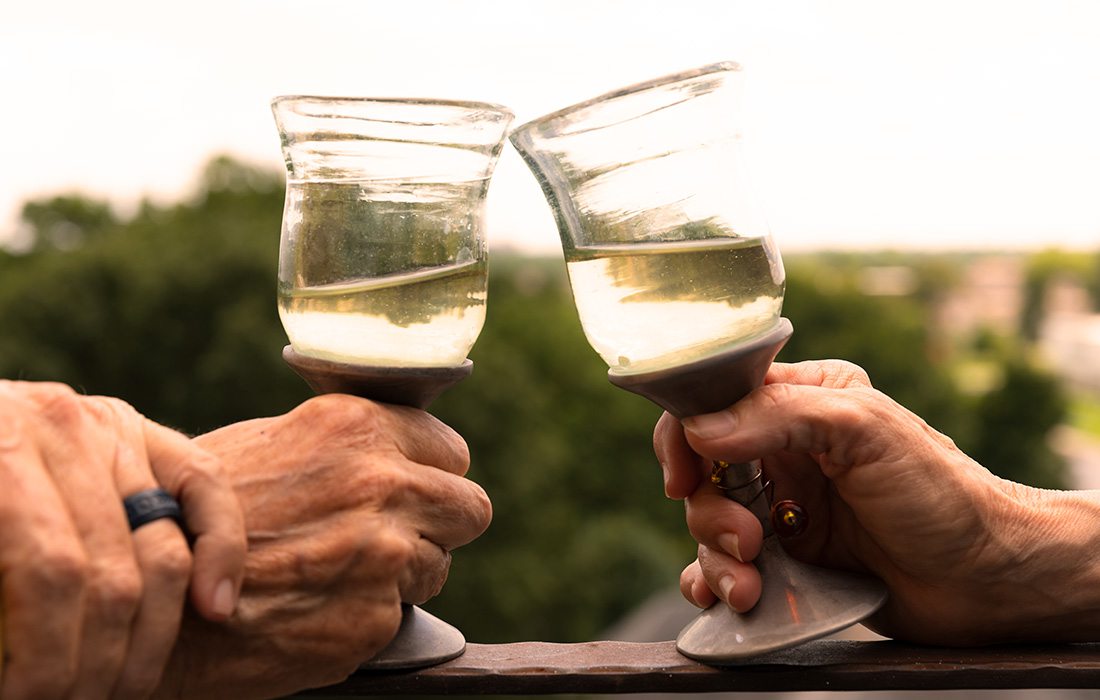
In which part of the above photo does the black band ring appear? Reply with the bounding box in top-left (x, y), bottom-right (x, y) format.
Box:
top-left (123, 488), bottom-right (184, 532)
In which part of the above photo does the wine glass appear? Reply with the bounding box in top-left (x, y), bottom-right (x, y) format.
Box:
top-left (510, 63), bottom-right (887, 662)
top-left (271, 95), bottom-right (513, 669)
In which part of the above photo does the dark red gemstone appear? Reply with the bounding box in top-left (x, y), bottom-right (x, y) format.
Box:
top-left (771, 500), bottom-right (808, 537)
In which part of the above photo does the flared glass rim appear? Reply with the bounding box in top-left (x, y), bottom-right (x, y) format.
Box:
top-left (510, 61), bottom-right (741, 137)
top-left (271, 94), bottom-right (514, 119)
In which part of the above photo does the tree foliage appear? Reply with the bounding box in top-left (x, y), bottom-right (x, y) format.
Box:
top-left (1020, 248), bottom-right (1098, 339)
top-left (0, 156), bottom-right (1075, 642)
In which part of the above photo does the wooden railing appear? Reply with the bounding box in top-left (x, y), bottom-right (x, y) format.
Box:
top-left (299, 640), bottom-right (1100, 695)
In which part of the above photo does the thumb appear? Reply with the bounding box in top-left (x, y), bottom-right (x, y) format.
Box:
top-left (680, 382), bottom-right (892, 477)
top-left (653, 411), bottom-right (708, 500)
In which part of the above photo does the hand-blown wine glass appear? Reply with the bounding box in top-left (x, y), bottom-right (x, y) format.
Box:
top-left (510, 62), bottom-right (887, 662)
top-left (272, 95), bottom-right (513, 669)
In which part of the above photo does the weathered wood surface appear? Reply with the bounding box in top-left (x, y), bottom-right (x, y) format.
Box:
top-left (297, 639), bottom-right (1100, 695)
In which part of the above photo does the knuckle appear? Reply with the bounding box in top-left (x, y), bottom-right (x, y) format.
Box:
top-left (35, 545), bottom-right (89, 593)
top-left (91, 395), bottom-right (145, 429)
top-left (168, 447), bottom-right (232, 496)
top-left (833, 360), bottom-right (873, 386)
top-left (90, 560), bottom-right (144, 621)
top-left (696, 544), bottom-right (725, 574)
top-left (829, 394), bottom-right (868, 425)
top-left (469, 484), bottom-right (493, 532)
top-left (684, 505), bottom-right (719, 544)
top-left (186, 448), bottom-right (229, 483)
top-left (430, 552), bottom-right (452, 596)
top-left (366, 602), bottom-right (404, 653)
top-left (146, 536), bottom-right (195, 584)
top-left (846, 386), bottom-right (890, 421)
top-left (351, 461), bottom-right (413, 506)
top-left (296, 393), bottom-right (383, 433)
top-left (138, 532), bottom-right (194, 589)
top-left (754, 382), bottom-right (797, 413)
top-left (326, 530), bottom-right (413, 594)
top-left (448, 433), bottom-right (472, 474)
top-left (370, 530), bottom-right (416, 579)
top-left (685, 518), bottom-right (707, 545)
top-left (84, 393), bottom-right (131, 418)
top-left (25, 382), bottom-right (87, 426)
top-left (401, 547), bottom-right (451, 605)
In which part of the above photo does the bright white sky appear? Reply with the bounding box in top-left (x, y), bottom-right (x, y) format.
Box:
top-left (3, 0), bottom-right (1099, 253)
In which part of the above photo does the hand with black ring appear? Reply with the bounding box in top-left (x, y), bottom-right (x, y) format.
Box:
top-left (654, 359), bottom-right (1100, 646)
top-left (0, 381), bottom-right (246, 699)
top-left (158, 394), bottom-right (492, 699)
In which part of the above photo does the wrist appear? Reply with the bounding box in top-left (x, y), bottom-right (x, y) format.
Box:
top-left (978, 482), bottom-right (1100, 643)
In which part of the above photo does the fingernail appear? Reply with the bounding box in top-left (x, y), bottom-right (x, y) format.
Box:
top-left (682, 410), bottom-right (737, 439)
top-left (659, 461), bottom-right (671, 497)
top-left (718, 532), bottom-right (743, 562)
top-left (689, 579), bottom-right (708, 608)
top-left (718, 575), bottom-right (736, 603)
top-left (212, 578), bottom-right (237, 618)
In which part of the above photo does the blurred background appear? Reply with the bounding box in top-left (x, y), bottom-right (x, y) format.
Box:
top-left (3, 0), bottom-right (1099, 658)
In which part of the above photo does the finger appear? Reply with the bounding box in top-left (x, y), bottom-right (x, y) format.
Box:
top-left (398, 539), bottom-right (451, 605)
top-left (112, 521), bottom-right (192, 698)
top-left (143, 418), bottom-right (246, 622)
top-left (683, 484), bottom-right (764, 564)
top-left (698, 544), bottom-right (763, 613)
top-left (681, 383), bottom-right (897, 475)
top-left (380, 404), bottom-right (471, 477)
top-left (394, 466), bottom-right (492, 550)
top-left (765, 360), bottom-right (873, 389)
top-left (288, 395), bottom-right (472, 476)
top-left (0, 401), bottom-right (86, 698)
top-left (680, 560), bottom-right (717, 609)
top-left (92, 400), bottom-right (192, 699)
top-left (26, 391), bottom-right (142, 699)
top-left (653, 413), bottom-right (707, 500)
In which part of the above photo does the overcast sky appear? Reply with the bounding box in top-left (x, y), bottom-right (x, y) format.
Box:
top-left (3, 0), bottom-right (1099, 253)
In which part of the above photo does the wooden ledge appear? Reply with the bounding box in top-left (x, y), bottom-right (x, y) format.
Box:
top-left (298, 640), bottom-right (1100, 695)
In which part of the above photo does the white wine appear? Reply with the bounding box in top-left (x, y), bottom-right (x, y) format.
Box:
top-left (279, 259), bottom-right (486, 366)
top-left (565, 236), bottom-right (785, 373)
top-left (278, 179), bottom-right (488, 366)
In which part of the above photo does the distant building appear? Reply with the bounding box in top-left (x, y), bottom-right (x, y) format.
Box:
top-left (932, 255), bottom-right (1024, 339)
top-left (1040, 278), bottom-right (1100, 393)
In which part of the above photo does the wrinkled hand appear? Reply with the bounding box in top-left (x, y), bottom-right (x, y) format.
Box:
top-left (0, 381), bottom-right (246, 699)
top-left (655, 360), bottom-right (1100, 645)
top-left (163, 394), bottom-right (492, 699)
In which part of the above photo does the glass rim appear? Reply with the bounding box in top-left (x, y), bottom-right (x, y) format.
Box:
top-left (271, 94), bottom-right (514, 118)
top-left (510, 61), bottom-right (741, 137)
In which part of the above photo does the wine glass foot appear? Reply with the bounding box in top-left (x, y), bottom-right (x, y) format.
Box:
top-left (282, 346), bottom-right (473, 410)
top-left (676, 538), bottom-right (888, 664)
top-left (359, 605), bottom-right (466, 671)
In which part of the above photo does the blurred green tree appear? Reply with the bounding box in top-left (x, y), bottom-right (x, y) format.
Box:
top-left (428, 256), bottom-right (688, 641)
top-left (778, 255), bottom-right (1067, 490)
top-left (20, 195), bottom-right (117, 251)
top-left (1020, 248), bottom-right (1097, 339)
top-left (968, 357), bottom-right (1068, 489)
top-left (778, 257), bottom-right (967, 442)
top-left (0, 158), bottom-right (1073, 645)
top-left (0, 156), bottom-right (308, 433)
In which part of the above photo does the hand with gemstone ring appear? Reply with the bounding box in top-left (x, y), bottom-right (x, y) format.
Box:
top-left (0, 380), bottom-right (246, 698)
top-left (654, 359), bottom-right (1100, 646)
